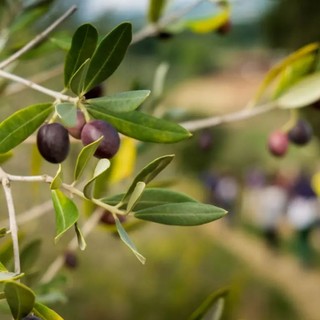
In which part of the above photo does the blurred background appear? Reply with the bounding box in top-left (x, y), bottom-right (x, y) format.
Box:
top-left (1, 0), bottom-right (320, 319)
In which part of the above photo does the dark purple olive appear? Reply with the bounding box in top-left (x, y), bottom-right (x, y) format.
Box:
top-left (37, 123), bottom-right (70, 163)
top-left (216, 20), bottom-right (231, 35)
top-left (288, 119), bottom-right (313, 146)
top-left (67, 110), bottom-right (86, 139)
top-left (81, 120), bottom-right (120, 159)
top-left (268, 130), bottom-right (289, 157)
top-left (84, 84), bottom-right (103, 99)
top-left (157, 31), bottom-right (174, 40)
top-left (198, 129), bottom-right (213, 151)
top-left (100, 210), bottom-right (126, 225)
top-left (64, 251), bottom-right (78, 269)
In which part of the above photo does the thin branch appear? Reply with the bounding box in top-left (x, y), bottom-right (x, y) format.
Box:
top-left (0, 168), bottom-right (20, 274)
top-left (40, 207), bottom-right (105, 284)
top-left (180, 101), bottom-right (278, 132)
top-left (131, 0), bottom-right (206, 44)
top-left (0, 69), bottom-right (77, 103)
top-left (0, 5), bottom-right (77, 69)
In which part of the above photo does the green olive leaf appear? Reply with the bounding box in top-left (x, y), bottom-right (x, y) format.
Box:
top-left (83, 22), bottom-right (132, 92)
top-left (83, 159), bottom-right (111, 199)
top-left (0, 272), bottom-right (24, 283)
top-left (33, 301), bottom-right (64, 320)
top-left (73, 136), bottom-right (103, 183)
top-left (134, 202), bottom-right (227, 226)
top-left (51, 190), bottom-right (79, 243)
top-left (86, 90), bottom-right (151, 113)
top-left (0, 103), bottom-right (53, 153)
top-left (56, 103), bottom-right (77, 127)
top-left (4, 281), bottom-right (35, 320)
top-left (148, 0), bottom-right (167, 23)
top-left (86, 107), bottom-right (192, 143)
top-left (64, 23), bottom-right (98, 87)
top-left (50, 164), bottom-right (63, 190)
top-left (20, 239), bottom-right (42, 273)
top-left (70, 58), bottom-right (91, 95)
top-left (126, 181), bottom-right (146, 213)
top-left (121, 154), bottom-right (174, 204)
top-left (74, 223), bottom-right (87, 251)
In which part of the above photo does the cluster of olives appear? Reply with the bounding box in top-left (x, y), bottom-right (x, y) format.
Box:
top-left (268, 119), bottom-right (313, 157)
top-left (36, 112), bottom-right (120, 164)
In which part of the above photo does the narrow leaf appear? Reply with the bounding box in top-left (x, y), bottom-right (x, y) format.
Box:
top-left (74, 136), bottom-right (103, 182)
top-left (4, 281), bottom-right (35, 320)
top-left (115, 216), bottom-right (146, 264)
top-left (86, 90), bottom-right (151, 113)
top-left (74, 223), bottom-right (87, 251)
top-left (56, 103), bottom-right (77, 127)
top-left (87, 107), bottom-right (192, 143)
top-left (64, 23), bottom-right (98, 87)
top-left (277, 72), bottom-right (320, 109)
top-left (126, 181), bottom-right (146, 213)
top-left (70, 58), bottom-right (91, 95)
top-left (83, 23), bottom-right (132, 92)
top-left (104, 188), bottom-right (198, 211)
top-left (83, 159), bottom-right (111, 199)
top-left (134, 202), bottom-right (227, 226)
top-left (33, 301), bottom-right (63, 320)
top-left (0, 103), bottom-right (53, 153)
top-left (50, 164), bottom-right (63, 190)
top-left (0, 272), bottom-right (24, 282)
top-left (51, 190), bottom-right (79, 242)
top-left (122, 154), bottom-right (174, 203)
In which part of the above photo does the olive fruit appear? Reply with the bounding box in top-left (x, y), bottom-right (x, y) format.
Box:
top-left (84, 84), bottom-right (103, 99)
top-left (288, 119), bottom-right (313, 146)
top-left (64, 251), bottom-right (78, 269)
top-left (37, 123), bottom-right (70, 163)
top-left (100, 210), bottom-right (126, 225)
top-left (198, 129), bottom-right (213, 151)
top-left (67, 110), bottom-right (86, 139)
top-left (217, 20), bottom-right (231, 35)
top-left (81, 120), bottom-right (120, 159)
top-left (268, 130), bottom-right (289, 157)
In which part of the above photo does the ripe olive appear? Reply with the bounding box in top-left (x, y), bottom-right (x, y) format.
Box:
top-left (217, 20), bottom-right (231, 35)
top-left (81, 120), bottom-right (120, 159)
top-left (67, 110), bottom-right (86, 139)
top-left (64, 251), bottom-right (78, 269)
top-left (268, 130), bottom-right (289, 157)
top-left (100, 210), bottom-right (126, 225)
top-left (288, 119), bottom-right (313, 146)
top-left (37, 123), bottom-right (70, 163)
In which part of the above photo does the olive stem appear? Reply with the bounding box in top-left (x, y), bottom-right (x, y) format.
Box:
top-left (0, 5), bottom-right (77, 69)
top-left (0, 69), bottom-right (77, 103)
top-left (0, 167), bottom-right (20, 274)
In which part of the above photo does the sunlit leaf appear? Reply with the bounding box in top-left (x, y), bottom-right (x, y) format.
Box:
top-left (64, 23), bottom-right (98, 87)
top-left (51, 190), bottom-right (79, 242)
top-left (134, 202), bottom-right (227, 226)
top-left (83, 159), bottom-right (111, 199)
top-left (126, 181), bottom-right (146, 213)
top-left (73, 136), bottom-right (103, 183)
top-left (148, 0), bottom-right (167, 23)
top-left (56, 103), bottom-right (77, 127)
top-left (33, 301), bottom-right (63, 320)
top-left (70, 58), bottom-right (90, 95)
top-left (50, 164), bottom-right (63, 190)
top-left (74, 223), bottom-right (87, 251)
top-left (87, 107), bottom-right (192, 143)
top-left (122, 154), bottom-right (174, 204)
top-left (115, 216), bottom-right (146, 264)
top-left (186, 8), bottom-right (230, 33)
top-left (4, 281), bottom-right (35, 319)
top-left (0, 272), bottom-right (24, 282)
top-left (0, 103), bottom-right (53, 153)
top-left (188, 287), bottom-right (229, 320)
top-left (83, 23), bottom-right (132, 92)
top-left (277, 72), bottom-right (320, 109)
top-left (86, 90), bottom-right (150, 113)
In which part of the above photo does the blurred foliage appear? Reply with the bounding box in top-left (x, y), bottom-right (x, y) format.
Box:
top-left (262, 0), bottom-right (320, 50)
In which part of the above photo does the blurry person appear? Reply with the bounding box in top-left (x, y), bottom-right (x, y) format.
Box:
top-left (287, 170), bottom-right (319, 268)
top-left (256, 172), bottom-right (288, 250)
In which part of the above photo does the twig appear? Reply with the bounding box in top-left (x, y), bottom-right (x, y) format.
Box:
top-left (0, 167), bottom-right (20, 274)
top-left (0, 5), bottom-right (77, 69)
top-left (180, 101), bottom-right (278, 132)
top-left (40, 208), bottom-right (105, 284)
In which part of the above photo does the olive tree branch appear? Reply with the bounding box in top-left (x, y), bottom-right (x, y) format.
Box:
top-left (0, 5), bottom-right (77, 69)
top-left (0, 167), bottom-right (20, 274)
top-left (179, 101), bottom-right (278, 132)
